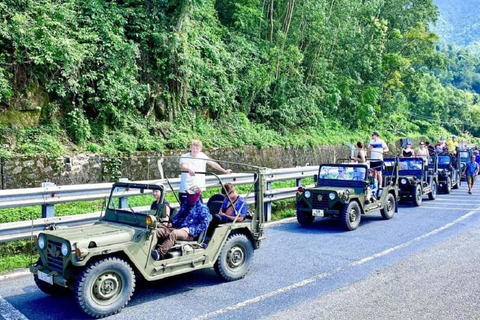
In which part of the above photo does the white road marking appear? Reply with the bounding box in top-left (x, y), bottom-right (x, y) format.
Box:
top-left (417, 206), bottom-right (472, 210)
top-left (194, 206), bottom-right (480, 320)
top-left (0, 295), bottom-right (28, 320)
top-left (427, 201), bottom-right (480, 205)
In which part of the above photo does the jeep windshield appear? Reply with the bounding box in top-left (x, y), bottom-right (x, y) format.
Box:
top-left (438, 155), bottom-right (451, 168)
top-left (103, 183), bottom-right (166, 227)
top-left (397, 158), bottom-right (424, 175)
top-left (317, 165), bottom-right (367, 188)
top-left (459, 151), bottom-right (471, 162)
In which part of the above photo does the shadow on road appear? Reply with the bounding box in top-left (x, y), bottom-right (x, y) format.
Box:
top-left (270, 214), bottom-right (387, 235)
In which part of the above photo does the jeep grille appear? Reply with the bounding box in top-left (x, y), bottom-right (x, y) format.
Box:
top-left (46, 239), bottom-right (64, 273)
top-left (312, 192), bottom-right (329, 208)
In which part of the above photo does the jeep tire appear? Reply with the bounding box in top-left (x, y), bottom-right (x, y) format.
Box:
top-left (214, 233), bottom-right (254, 282)
top-left (380, 193), bottom-right (396, 220)
top-left (341, 201), bottom-right (361, 231)
top-left (445, 177), bottom-right (451, 194)
top-left (33, 258), bottom-right (71, 297)
top-left (296, 202), bottom-right (315, 226)
top-left (428, 181), bottom-right (437, 200)
top-left (412, 184), bottom-right (422, 206)
top-left (74, 257), bottom-right (135, 318)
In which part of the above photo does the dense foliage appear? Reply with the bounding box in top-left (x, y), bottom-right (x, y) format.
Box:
top-left (433, 0), bottom-right (480, 48)
top-left (0, 0), bottom-right (480, 157)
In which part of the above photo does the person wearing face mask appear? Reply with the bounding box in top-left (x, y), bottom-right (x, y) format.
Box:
top-left (151, 185), bottom-right (211, 261)
top-left (179, 139), bottom-right (232, 204)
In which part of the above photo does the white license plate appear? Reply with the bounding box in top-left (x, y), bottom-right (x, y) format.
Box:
top-left (38, 270), bottom-right (53, 285)
top-left (312, 209), bottom-right (324, 217)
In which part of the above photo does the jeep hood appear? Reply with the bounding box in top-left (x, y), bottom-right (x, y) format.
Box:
top-left (43, 222), bottom-right (136, 248)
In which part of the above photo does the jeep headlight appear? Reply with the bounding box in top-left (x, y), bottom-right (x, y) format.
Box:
top-left (61, 242), bottom-right (70, 257)
top-left (401, 178), bottom-right (407, 184)
top-left (38, 234), bottom-right (46, 250)
top-left (329, 192), bottom-right (336, 200)
top-left (146, 215), bottom-right (157, 228)
top-left (304, 191), bottom-right (311, 198)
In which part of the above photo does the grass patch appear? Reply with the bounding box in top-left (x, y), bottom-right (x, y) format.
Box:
top-left (0, 239), bottom-right (38, 274)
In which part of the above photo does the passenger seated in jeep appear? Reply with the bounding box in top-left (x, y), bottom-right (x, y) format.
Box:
top-left (151, 185), bottom-right (211, 261)
top-left (212, 183), bottom-right (248, 225)
top-left (337, 167), bottom-right (352, 180)
top-left (150, 189), bottom-right (171, 223)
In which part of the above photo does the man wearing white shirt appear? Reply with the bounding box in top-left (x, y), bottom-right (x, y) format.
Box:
top-left (179, 139), bottom-right (232, 204)
top-left (368, 131), bottom-right (389, 186)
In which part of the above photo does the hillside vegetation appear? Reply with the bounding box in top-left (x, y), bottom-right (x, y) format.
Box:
top-left (1, 0), bottom-right (480, 158)
top-left (433, 0), bottom-right (480, 48)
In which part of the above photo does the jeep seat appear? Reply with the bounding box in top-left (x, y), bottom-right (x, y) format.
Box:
top-left (206, 193), bottom-right (225, 216)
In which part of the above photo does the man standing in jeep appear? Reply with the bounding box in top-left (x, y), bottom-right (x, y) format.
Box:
top-left (369, 131), bottom-right (389, 186)
top-left (151, 185), bottom-right (212, 260)
top-left (179, 139), bottom-right (232, 204)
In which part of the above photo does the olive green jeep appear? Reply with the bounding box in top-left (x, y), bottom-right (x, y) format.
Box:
top-left (30, 166), bottom-right (266, 318)
top-left (384, 156), bottom-right (438, 206)
top-left (296, 162), bottom-right (399, 231)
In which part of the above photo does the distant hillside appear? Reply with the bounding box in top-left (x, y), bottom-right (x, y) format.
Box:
top-left (433, 0), bottom-right (480, 47)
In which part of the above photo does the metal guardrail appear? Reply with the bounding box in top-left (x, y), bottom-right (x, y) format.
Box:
top-left (0, 166), bottom-right (318, 242)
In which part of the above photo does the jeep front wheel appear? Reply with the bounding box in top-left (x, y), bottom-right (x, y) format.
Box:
top-left (428, 181), bottom-right (437, 200)
top-left (341, 201), bottom-right (361, 231)
top-left (412, 184), bottom-right (422, 206)
top-left (33, 258), bottom-right (71, 297)
top-left (445, 177), bottom-right (451, 194)
top-left (296, 202), bottom-right (314, 226)
top-left (380, 193), bottom-right (396, 220)
top-left (214, 233), bottom-right (254, 282)
top-left (74, 257), bottom-right (135, 318)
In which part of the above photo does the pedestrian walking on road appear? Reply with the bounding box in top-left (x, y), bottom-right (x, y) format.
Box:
top-left (464, 155), bottom-right (479, 194)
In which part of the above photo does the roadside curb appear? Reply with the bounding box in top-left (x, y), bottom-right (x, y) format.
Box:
top-left (0, 268), bottom-right (30, 281)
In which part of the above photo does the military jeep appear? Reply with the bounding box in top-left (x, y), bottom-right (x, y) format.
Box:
top-left (296, 162), bottom-right (399, 231)
top-left (30, 165), bottom-right (266, 318)
top-left (385, 156), bottom-right (438, 206)
top-left (437, 152), bottom-right (461, 193)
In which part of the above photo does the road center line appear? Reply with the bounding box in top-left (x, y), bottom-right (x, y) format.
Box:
top-left (194, 206), bottom-right (480, 320)
top-left (0, 295), bottom-right (28, 320)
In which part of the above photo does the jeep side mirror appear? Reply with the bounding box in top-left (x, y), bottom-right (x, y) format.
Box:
top-left (313, 174), bottom-right (318, 183)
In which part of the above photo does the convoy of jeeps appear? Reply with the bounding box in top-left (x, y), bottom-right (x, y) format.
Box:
top-left (29, 143), bottom-right (473, 318)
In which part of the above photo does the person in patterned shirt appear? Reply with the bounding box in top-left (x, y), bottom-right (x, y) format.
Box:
top-left (151, 185), bottom-right (211, 261)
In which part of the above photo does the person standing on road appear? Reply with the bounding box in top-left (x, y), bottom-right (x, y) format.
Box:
top-left (179, 139), bottom-right (232, 204)
top-left (464, 155), bottom-right (479, 194)
top-left (368, 131), bottom-right (389, 186)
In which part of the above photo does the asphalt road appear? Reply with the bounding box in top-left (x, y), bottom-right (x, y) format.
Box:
top-left (1, 183), bottom-right (480, 320)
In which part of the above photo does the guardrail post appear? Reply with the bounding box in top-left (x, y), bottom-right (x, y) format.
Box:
top-left (41, 182), bottom-right (56, 218)
top-left (296, 178), bottom-right (301, 187)
top-left (264, 181), bottom-right (272, 221)
top-left (119, 197), bottom-right (128, 209)
top-left (41, 204), bottom-right (55, 218)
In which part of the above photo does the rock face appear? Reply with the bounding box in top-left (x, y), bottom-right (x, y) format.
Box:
top-left (0, 146), bottom-right (350, 189)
